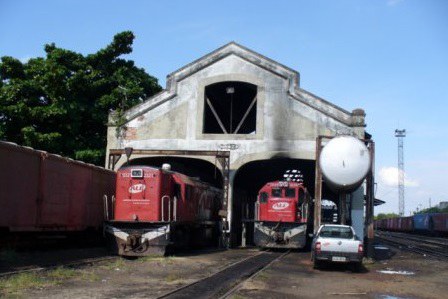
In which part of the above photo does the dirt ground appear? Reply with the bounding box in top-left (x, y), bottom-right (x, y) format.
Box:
top-left (1, 246), bottom-right (447, 299)
top-left (233, 249), bottom-right (448, 299)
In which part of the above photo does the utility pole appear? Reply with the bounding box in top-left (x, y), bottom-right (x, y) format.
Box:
top-left (395, 129), bottom-right (406, 216)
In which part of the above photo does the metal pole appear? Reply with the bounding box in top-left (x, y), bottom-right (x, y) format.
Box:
top-left (365, 141), bottom-right (375, 258)
top-left (314, 136), bottom-right (323, 233)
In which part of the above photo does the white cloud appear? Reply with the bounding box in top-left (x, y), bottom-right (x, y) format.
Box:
top-left (378, 166), bottom-right (419, 187)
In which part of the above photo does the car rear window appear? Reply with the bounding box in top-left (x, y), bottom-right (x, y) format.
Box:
top-left (319, 226), bottom-right (353, 239)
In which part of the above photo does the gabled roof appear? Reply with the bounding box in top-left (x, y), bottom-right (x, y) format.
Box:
top-left (120, 42), bottom-right (356, 126)
top-left (166, 42), bottom-right (300, 89)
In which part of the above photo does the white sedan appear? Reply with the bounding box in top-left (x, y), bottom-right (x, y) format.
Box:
top-left (311, 224), bottom-right (363, 270)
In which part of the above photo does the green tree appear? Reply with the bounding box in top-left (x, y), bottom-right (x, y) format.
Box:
top-left (0, 31), bottom-right (161, 165)
top-left (374, 213), bottom-right (400, 220)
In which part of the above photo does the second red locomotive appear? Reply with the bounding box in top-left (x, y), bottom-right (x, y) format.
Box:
top-left (104, 164), bottom-right (223, 256)
top-left (254, 180), bottom-right (311, 249)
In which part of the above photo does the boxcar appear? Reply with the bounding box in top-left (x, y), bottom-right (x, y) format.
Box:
top-left (413, 213), bottom-right (432, 232)
top-left (432, 213), bottom-right (448, 235)
top-left (398, 216), bottom-right (413, 232)
top-left (0, 141), bottom-right (115, 233)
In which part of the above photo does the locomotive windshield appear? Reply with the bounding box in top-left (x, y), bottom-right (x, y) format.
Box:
top-left (285, 188), bottom-right (295, 198)
top-left (259, 192), bottom-right (268, 203)
top-left (271, 188), bottom-right (282, 197)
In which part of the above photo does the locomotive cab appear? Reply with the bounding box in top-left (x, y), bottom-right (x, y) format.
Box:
top-left (254, 180), bottom-right (310, 249)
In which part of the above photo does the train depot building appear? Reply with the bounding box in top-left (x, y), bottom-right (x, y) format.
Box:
top-left (105, 42), bottom-right (372, 247)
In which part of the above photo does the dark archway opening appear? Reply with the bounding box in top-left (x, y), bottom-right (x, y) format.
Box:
top-left (231, 158), bottom-right (338, 247)
top-left (204, 81), bottom-right (257, 134)
top-left (128, 157), bottom-right (222, 188)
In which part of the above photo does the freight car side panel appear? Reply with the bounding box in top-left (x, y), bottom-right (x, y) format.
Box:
top-left (90, 170), bottom-right (115, 227)
top-left (413, 214), bottom-right (431, 231)
top-left (0, 145), bottom-right (40, 230)
top-left (0, 141), bottom-right (115, 232)
top-left (398, 216), bottom-right (413, 232)
top-left (38, 157), bottom-right (93, 230)
top-left (431, 214), bottom-right (448, 233)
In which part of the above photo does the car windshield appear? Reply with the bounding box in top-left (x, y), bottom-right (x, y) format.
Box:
top-left (319, 226), bottom-right (353, 239)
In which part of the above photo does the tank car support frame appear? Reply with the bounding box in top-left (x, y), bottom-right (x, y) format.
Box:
top-left (314, 136), bottom-right (375, 258)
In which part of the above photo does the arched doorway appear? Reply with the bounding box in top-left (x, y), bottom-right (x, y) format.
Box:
top-left (231, 158), bottom-right (316, 246)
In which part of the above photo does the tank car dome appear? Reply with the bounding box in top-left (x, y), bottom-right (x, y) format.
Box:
top-left (319, 135), bottom-right (371, 192)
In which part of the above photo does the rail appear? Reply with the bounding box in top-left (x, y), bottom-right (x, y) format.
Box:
top-left (375, 231), bottom-right (448, 260)
top-left (156, 250), bottom-right (289, 299)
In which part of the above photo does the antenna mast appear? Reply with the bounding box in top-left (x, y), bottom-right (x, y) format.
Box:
top-left (395, 129), bottom-right (406, 216)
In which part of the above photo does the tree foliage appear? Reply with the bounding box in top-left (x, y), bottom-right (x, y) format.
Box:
top-left (374, 213), bottom-right (400, 220)
top-left (0, 31), bottom-right (161, 165)
top-left (414, 206), bottom-right (448, 214)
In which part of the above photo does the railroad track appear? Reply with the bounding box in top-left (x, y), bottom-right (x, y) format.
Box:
top-left (382, 231), bottom-right (448, 248)
top-left (155, 250), bottom-right (289, 299)
top-left (375, 231), bottom-right (448, 260)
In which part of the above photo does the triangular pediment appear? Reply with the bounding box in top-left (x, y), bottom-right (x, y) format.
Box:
top-left (120, 42), bottom-right (357, 127)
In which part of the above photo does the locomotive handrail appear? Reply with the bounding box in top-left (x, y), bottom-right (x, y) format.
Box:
top-left (111, 195), bottom-right (115, 219)
top-left (161, 195), bottom-right (171, 221)
top-left (173, 196), bottom-right (177, 221)
top-left (255, 202), bottom-right (260, 221)
top-left (103, 195), bottom-right (109, 221)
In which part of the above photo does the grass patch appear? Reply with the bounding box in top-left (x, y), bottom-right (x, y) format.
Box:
top-left (47, 267), bottom-right (77, 281)
top-left (0, 266), bottom-right (96, 296)
top-left (0, 272), bottom-right (48, 296)
top-left (79, 271), bottom-right (100, 282)
top-left (101, 258), bottom-right (127, 270)
top-left (165, 273), bottom-right (180, 282)
top-left (255, 271), bottom-right (270, 281)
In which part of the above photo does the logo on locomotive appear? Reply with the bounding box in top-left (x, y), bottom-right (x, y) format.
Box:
top-left (272, 202), bottom-right (290, 210)
top-left (129, 184), bottom-right (146, 194)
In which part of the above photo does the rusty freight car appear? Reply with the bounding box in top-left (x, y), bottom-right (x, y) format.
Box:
top-left (0, 141), bottom-right (115, 233)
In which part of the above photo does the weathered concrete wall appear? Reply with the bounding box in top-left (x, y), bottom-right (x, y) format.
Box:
top-left (105, 42), bottom-right (367, 237)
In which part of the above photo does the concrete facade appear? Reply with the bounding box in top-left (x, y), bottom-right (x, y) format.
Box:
top-left (106, 42), bottom-right (367, 242)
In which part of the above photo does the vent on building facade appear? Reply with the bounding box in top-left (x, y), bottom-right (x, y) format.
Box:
top-left (203, 81), bottom-right (257, 134)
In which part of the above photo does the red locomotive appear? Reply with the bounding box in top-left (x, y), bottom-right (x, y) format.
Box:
top-left (254, 180), bottom-right (311, 249)
top-left (104, 164), bottom-right (223, 256)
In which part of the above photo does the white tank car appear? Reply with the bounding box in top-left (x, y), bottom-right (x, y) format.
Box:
top-left (319, 136), bottom-right (371, 192)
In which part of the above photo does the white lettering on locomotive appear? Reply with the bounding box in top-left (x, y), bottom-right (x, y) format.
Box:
top-left (277, 181), bottom-right (289, 187)
top-left (129, 184), bottom-right (146, 194)
top-left (272, 202), bottom-right (289, 210)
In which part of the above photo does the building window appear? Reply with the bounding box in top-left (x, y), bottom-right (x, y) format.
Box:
top-left (203, 81), bottom-right (257, 134)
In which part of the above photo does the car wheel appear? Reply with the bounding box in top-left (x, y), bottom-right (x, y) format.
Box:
top-left (313, 259), bottom-right (322, 269)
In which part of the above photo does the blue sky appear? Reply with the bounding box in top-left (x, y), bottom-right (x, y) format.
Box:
top-left (1, 0), bottom-right (447, 215)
